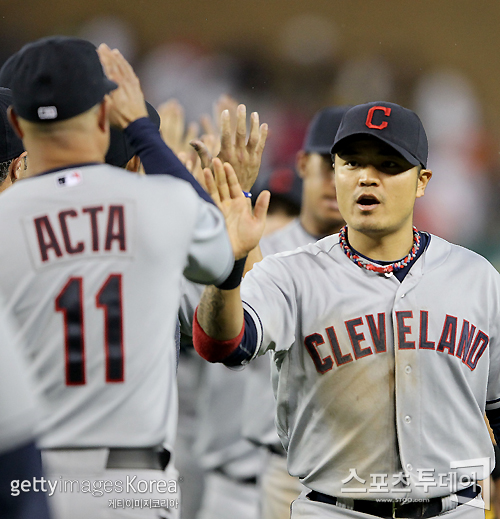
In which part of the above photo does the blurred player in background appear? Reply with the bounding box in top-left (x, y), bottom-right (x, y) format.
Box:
top-left (242, 106), bottom-right (348, 519)
top-left (0, 88), bottom-right (27, 191)
top-left (258, 166), bottom-right (301, 237)
top-left (175, 101), bottom-right (268, 519)
top-left (0, 36), bottom-right (239, 519)
top-left (0, 88), bottom-right (50, 519)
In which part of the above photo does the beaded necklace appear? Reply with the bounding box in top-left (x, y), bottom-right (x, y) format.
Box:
top-left (338, 225), bottom-right (421, 274)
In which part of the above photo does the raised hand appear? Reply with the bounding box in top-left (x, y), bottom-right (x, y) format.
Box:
top-left (203, 158), bottom-right (270, 260)
top-left (97, 44), bottom-right (148, 129)
top-left (192, 100), bottom-right (268, 192)
top-left (158, 99), bottom-right (199, 158)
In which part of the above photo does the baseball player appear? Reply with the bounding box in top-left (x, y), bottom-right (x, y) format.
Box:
top-left (241, 106), bottom-right (348, 519)
top-left (0, 36), bottom-right (239, 519)
top-left (0, 90), bottom-right (49, 519)
top-left (0, 88), bottom-right (27, 191)
top-left (193, 101), bottom-right (500, 518)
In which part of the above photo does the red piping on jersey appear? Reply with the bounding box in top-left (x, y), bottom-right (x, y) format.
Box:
top-left (193, 307), bottom-right (245, 362)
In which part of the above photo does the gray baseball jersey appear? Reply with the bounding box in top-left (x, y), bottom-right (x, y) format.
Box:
top-left (240, 233), bottom-right (500, 500)
top-left (0, 163), bottom-right (233, 449)
top-left (0, 303), bottom-right (38, 454)
top-left (242, 218), bottom-right (318, 448)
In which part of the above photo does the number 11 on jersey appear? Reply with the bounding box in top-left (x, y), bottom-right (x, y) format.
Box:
top-left (55, 274), bottom-right (124, 386)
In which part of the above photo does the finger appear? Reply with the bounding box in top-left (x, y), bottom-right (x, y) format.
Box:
top-left (235, 104), bottom-right (247, 149)
top-left (97, 44), bottom-right (118, 80)
top-left (214, 95), bottom-right (238, 133)
top-left (191, 158), bottom-right (207, 191)
top-left (203, 168), bottom-right (222, 209)
top-left (110, 48), bottom-right (138, 83)
top-left (190, 140), bottom-right (213, 170)
top-left (247, 112), bottom-right (260, 151)
top-left (201, 133), bottom-right (221, 158)
top-left (255, 123), bottom-right (269, 157)
top-left (219, 110), bottom-right (232, 153)
top-left (253, 190), bottom-right (271, 222)
top-left (223, 162), bottom-right (245, 199)
top-left (213, 158), bottom-right (231, 202)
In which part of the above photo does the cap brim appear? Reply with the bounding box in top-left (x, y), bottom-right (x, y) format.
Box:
top-left (304, 144), bottom-right (335, 155)
top-left (331, 132), bottom-right (421, 167)
top-left (104, 78), bottom-right (118, 93)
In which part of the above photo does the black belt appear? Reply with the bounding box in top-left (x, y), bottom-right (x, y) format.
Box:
top-left (266, 443), bottom-right (287, 457)
top-left (307, 486), bottom-right (479, 518)
top-left (214, 466), bottom-right (258, 485)
top-left (45, 447), bottom-right (170, 471)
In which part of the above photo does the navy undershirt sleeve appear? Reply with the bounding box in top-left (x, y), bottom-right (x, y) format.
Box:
top-left (0, 441), bottom-right (51, 519)
top-left (124, 118), bottom-right (215, 206)
top-left (486, 408), bottom-right (500, 447)
top-left (222, 309), bottom-right (259, 367)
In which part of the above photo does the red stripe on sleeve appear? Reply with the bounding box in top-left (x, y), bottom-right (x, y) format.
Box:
top-left (192, 307), bottom-right (245, 363)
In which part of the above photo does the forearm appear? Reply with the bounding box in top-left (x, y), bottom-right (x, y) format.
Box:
top-left (243, 245), bottom-right (263, 276)
top-left (197, 285), bottom-right (244, 340)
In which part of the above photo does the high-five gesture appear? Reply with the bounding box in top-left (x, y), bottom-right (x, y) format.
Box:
top-left (203, 159), bottom-right (269, 260)
top-left (97, 44), bottom-right (148, 128)
top-left (192, 101), bottom-right (268, 192)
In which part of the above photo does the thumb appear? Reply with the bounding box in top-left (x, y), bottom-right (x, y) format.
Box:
top-left (190, 140), bottom-right (213, 169)
top-left (253, 190), bottom-right (270, 223)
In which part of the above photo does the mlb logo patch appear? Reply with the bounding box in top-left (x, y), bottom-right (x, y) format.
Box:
top-left (57, 170), bottom-right (82, 187)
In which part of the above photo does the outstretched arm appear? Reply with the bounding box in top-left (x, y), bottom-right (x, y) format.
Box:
top-left (194, 159), bottom-right (269, 356)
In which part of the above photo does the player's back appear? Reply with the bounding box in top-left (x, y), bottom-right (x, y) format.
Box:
top-left (0, 163), bottom-right (231, 449)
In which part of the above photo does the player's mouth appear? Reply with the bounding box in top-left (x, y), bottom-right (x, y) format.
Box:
top-left (356, 194), bottom-right (380, 211)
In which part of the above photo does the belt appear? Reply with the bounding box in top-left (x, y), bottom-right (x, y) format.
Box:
top-left (307, 486), bottom-right (479, 518)
top-left (214, 466), bottom-right (258, 485)
top-left (44, 447), bottom-right (170, 471)
top-left (107, 448), bottom-right (170, 470)
top-left (266, 443), bottom-right (287, 457)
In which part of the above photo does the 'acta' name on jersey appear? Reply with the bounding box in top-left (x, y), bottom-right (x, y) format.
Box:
top-left (304, 311), bottom-right (488, 374)
top-left (33, 204), bottom-right (127, 262)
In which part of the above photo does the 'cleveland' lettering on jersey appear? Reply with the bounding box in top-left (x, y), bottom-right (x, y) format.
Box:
top-left (33, 204), bottom-right (127, 262)
top-left (305, 311), bottom-right (489, 373)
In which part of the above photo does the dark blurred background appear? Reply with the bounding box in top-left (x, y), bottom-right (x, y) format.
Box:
top-left (3, 0), bottom-right (500, 259)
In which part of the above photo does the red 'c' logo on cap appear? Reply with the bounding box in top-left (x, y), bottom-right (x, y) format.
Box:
top-left (366, 106), bottom-right (392, 130)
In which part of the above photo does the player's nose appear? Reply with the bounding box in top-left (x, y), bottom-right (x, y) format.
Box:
top-left (358, 165), bottom-right (380, 187)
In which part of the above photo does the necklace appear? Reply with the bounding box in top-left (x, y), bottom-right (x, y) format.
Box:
top-left (338, 225), bottom-right (421, 274)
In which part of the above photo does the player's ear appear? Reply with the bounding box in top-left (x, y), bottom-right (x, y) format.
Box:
top-left (9, 151), bottom-right (27, 182)
top-left (7, 107), bottom-right (24, 140)
top-left (416, 168), bottom-right (432, 198)
top-left (125, 155), bottom-right (141, 173)
top-left (97, 98), bottom-right (110, 133)
top-left (296, 150), bottom-right (309, 179)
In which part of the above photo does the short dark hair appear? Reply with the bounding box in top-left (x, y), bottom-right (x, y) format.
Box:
top-left (0, 159), bottom-right (12, 184)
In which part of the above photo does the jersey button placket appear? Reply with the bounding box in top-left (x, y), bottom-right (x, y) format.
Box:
top-left (393, 280), bottom-right (420, 487)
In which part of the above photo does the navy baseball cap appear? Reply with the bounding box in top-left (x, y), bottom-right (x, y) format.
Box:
top-left (303, 106), bottom-right (350, 155)
top-left (1, 36), bottom-right (117, 123)
top-left (331, 101), bottom-right (428, 168)
top-left (106, 101), bottom-right (161, 167)
top-left (0, 88), bottom-right (24, 162)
